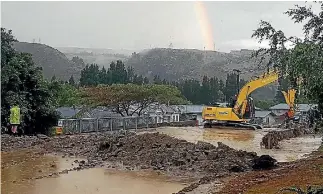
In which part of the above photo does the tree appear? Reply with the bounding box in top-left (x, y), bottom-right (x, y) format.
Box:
top-left (1, 28), bottom-right (59, 134)
top-left (254, 100), bottom-right (276, 110)
top-left (47, 81), bottom-right (81, 108)
top-left (71, 56), bottom-right (86, 67)
top-left (81, 84), bottom-right (189, 117)
top-left (79, 64), bottom-right (101, 86)
top-left (68, 75), bottom-right (76, 86)
top-left (153, 75), bottom-right (162, 84)
top-left (252, 2), bottom-right (323, 113)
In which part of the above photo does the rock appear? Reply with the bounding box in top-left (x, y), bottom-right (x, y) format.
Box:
top-left (230, 165), bottom-right (245, 172)
top-left (252, 155), bottom-right (277, 170)
top-left (37, 134), bottom-right (49, 139)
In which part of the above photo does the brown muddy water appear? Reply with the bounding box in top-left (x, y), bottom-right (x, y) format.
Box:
top-left (152, 127), bottom-right (322, 162)
top-left (1, 151), bottom-right (185, 194)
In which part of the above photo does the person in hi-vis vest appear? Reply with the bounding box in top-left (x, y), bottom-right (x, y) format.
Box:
top-left (10, 105), bottom-right (21, 134)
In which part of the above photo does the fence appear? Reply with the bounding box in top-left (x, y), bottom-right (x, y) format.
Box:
top-left (59, 116), bottom-right (158, 134)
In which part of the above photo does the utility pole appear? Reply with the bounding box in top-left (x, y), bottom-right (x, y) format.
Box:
top-left (233, 69), bottom-right (241, 95)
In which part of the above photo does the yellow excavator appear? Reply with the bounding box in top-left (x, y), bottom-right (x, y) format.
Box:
top-left (282, 88), bottom-right (297, 120)
top-left (202, 70), bottom-right (296, 130)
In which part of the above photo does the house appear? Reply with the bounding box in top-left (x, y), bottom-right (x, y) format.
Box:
top-left (176, 105), bottom-right (204, 125)
top-left (269, 103), bottom-right (318, 116)
top-left (143, 104), bottom-right (181, 124)
top-left (254, 110), bottom-right (276, 125)
top-left (56, 107), bottom-right (81, 118)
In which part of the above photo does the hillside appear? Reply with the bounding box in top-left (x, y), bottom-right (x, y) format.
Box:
top-left (56, 47), bottom-right (134, 68)
top-left (13, 42), bottom-right (84, 81)
top-left (126, 48), bottom-right (277, 100)
top-left (15, 43), bottom-right (277, 100)
top-left (126, 48), bottom-right (268, 81)
top-left (57, 46), bottom-right (277, 100)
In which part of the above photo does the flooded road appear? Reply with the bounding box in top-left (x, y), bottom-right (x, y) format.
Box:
top-left (1, 151), bottom-right (185, 194)
top-left (153, 127), bottom-right (322, 162)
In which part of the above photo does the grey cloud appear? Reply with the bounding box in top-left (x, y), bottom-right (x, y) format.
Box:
top-left (1, 1), bottom-right (320, 52)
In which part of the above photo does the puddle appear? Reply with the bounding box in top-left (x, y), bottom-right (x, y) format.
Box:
top-left (1, 151), bottom-right (185, 194)
top-left (154, 127), bottom-right (322, 162)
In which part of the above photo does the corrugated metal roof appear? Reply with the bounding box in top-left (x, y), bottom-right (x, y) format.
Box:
top-left (177, 105), bottom-right (204, 113)
top-left (56, 107), bottom-right (80, 118)
top-left (269, 103), bottom-right (318, 112)
top-left (255, 110), bottom-right (275, 118)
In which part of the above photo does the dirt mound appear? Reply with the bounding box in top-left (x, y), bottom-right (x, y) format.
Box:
top-left (262, 126), bottom-right (312, 149)
top-left (1, 131), bottom-right (277, 181)
top-left (93, 132), bottom-right (259, 176)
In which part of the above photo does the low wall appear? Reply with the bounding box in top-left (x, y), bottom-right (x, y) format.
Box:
top-left (153, 120), bottom-right (197, 128)
top-left (261, 124), bottom-right (313, 149)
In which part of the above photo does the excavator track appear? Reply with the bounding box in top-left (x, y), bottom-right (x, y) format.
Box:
top-left (204, 122), bottom-right (262, 130)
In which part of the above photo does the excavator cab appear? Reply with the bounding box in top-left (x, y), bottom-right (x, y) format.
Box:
top-left (243, 97), bottom-right (255, 119)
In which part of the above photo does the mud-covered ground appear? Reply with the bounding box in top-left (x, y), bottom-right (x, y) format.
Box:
top-left (3, 130), bottom-right (321, 194)
top-left (217, 148), bottom-right (323, 194)
top-left (1, 131), bottom-right (277, 189)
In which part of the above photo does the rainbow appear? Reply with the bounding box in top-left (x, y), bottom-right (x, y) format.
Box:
top-left (194, 1), bottom-right (215, 51)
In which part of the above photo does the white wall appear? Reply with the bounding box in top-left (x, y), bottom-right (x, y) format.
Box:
top-left (196, 114), bottom-right (203, 126)
top-left (262, 114), bottom-right (276, 125)
top-left (171, 114), bottom-right (179, 122)
top-left (271, 109), bottom-right (288, 116)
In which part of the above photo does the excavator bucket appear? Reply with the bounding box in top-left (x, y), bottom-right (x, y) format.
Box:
top-left (282, 89), bottom-right (296, 107)
top-left (282, 89), bottom-right (297, 118)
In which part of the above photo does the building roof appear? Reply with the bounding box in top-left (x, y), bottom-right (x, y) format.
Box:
top-left (176, 104), bottom-right (261, 114)
top-left (269, 103), bottom-right (318, 112)
top-left (177, 105), bottom-right (204, 113)
top-left (56, 107), bottom-right (80, 118)
top-left (255, 110), bottom-right (276, 118)
top-left (83, 107), bottom-right (121, 118)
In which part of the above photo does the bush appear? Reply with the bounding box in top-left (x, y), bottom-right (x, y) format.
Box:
top-left (1, 28), bottom-right (59, 134)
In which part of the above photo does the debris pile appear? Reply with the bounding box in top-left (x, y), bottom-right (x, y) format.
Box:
top-left (93, 132), bottom-right (274, 177)
top-left (2, 131), bottom-right (277, 179)
top-left (262, 126), bottom-right (312, 149)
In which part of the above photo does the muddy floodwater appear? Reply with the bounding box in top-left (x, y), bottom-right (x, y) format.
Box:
top-left (152, 127), bottom-right (322, 162)
top-left (1, 151), bottom-right (185, 194)
top-left (2, 126), bottom-right (322, 194)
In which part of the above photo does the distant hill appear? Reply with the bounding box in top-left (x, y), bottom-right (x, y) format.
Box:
top-left (13, 42), bottom-right (84, 81)
top-left (126, 48), bottom-right (268, 81)
top-left (16, 43), bottom-right (277, 100)
top-left (126, 48), bottom-right (277, 100)
top-left (56, 47), bottom-right (136, 68)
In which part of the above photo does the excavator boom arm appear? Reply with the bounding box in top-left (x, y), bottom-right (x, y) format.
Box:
top-left (233, 70), bottom-right (279, 117)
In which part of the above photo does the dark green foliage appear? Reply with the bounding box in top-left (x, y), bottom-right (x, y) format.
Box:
top-left (252, 2), bottom-right (323, 114)
top-left (79, 60), bottom-right (150, 86)
top-left (46, 79), bottom-right (81, 108)
top-left (68, 75), bottom-right (76, 86)
top-left (82, 84), bottom-right (189, 116)
top-left (254, 100), bottom-right (276, 110)
top-left (1, 28), bottom-right (59, 134)
top-left (274, 77), bottom-right (290, 103)
top-left (79, 59), bottom-right (247, 105)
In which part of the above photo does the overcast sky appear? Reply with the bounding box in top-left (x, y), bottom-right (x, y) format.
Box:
top-left (1, 1), bottom-right (320, 52)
